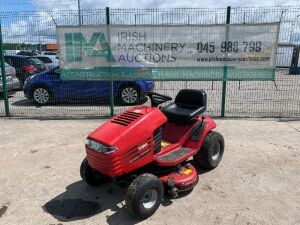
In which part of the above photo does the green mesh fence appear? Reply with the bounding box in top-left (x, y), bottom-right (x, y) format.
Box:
top-left (0, 6), bottom-right (300, 118)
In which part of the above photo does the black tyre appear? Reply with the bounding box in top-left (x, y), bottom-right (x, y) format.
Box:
top-left (32, 86), bottom-right (52, 105)
top-left (125, 173), bottom-right (164, 219)
top-left (19, 78), bottom-right (25, 89)
top-left (118, 85), bottom-right (140, 105)
top-left (80, 157), bottom-right (107, 186)
top-left (193, 131), bottom-right (224, 170)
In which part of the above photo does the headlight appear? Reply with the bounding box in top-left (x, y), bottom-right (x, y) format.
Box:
top-left (85, 139), bottom-right (117, 154)
top-left (24, 75), bottom-right (36, 85)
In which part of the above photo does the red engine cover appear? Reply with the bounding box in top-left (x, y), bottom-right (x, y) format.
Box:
top-left (86, 105), bottom-right (167, 177)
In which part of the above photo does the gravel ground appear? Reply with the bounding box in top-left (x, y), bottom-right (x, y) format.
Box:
top-left (0, 118), bottom-right (299, 225)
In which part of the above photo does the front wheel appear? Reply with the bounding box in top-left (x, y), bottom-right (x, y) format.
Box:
top-left (80, 157), bottom-right (108, 186)
top-left (125, 173), bottom-right (164, 219)
top-left (193, 131), bottom-right (224, 170)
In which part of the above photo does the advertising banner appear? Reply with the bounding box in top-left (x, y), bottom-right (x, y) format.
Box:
top-left (57, 23), bottom-right (279, 81)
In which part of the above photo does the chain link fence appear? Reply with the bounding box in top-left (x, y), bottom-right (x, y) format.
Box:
top-left (0, 6), bottom-right (300, 118)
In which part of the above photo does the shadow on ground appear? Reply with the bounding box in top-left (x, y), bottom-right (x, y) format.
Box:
top-left (43, 180), bottom-right (193, 225)
top-left (43, 180), bottom-right (139, 225)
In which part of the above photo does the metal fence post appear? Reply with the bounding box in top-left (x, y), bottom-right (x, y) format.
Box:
top-left (220, 6), bottom-right (231, 117)
top-left (77, 0), bottom-right (82, 25)
top-left (106, 7), bottom-right (114, 117)
top-left (0, 20), bottom-right (10, 117)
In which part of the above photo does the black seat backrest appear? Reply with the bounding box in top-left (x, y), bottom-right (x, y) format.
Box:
top-left (175, 89), bottom-right (207, 110)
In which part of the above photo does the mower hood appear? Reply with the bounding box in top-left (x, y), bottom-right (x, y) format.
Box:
top-left (88, 105), bottom-right (167, 150)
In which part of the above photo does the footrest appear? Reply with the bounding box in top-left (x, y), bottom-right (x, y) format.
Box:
top-left (154, 148), bottom-right (194, 166)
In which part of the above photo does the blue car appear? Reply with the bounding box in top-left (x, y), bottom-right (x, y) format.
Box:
top-left (23, 67), bottom-right (154, 105)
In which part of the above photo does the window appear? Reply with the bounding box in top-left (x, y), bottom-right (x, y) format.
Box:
top-left (43, 52), bottom-right (57, 55)
top-left (4, 57), bottom-right (12, 66)
top-left (37, 57), bottom-right (52, 63)
top-left (8, 57), bottom-right (24, 67)
top-left (26, 57), bottom-right (43, 65)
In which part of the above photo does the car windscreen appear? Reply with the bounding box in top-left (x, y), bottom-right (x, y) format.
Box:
top-left (26, 57), bottom-right (43, 65)
top-left (37, 57), bottom-right (52, 63)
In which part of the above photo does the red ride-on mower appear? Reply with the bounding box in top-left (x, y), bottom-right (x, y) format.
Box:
top-left (80, 89), bottom-right (224, 219)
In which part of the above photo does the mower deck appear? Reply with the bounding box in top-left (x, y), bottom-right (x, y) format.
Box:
top-left (159, 163), bottom-right (199, 194)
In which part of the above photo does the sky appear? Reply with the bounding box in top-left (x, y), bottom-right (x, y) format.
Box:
top-left (0, 0), bottom-right (299, 45)
top-left (0, 0), bottom-right (300, 12)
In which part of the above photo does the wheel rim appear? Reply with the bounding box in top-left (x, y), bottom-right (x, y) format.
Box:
top-left (121, 87), bottom-right (138, 104)
top-left (142, 189), bottom-right (157, 209)
top-left (33, 88), bottom-right (49, 104)
top-left (211, 142), bottom-right (221, 161)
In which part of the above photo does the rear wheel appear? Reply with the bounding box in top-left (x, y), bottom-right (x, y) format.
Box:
top-left (118, 85), bottom-right (140, 105)
top-left (80, 157), bottom-right (108, 186)
top-left (32, 86), bottom-right (51, 105)
top-left (193, 131), bottom-right (224, 170)
top-left (125, 173), bottom-right (163, 219)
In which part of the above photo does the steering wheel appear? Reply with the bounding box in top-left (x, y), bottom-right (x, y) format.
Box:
top-left (144, 91), bottom-right (172, 107)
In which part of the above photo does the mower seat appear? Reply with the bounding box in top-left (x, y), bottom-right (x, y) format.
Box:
top-left (162, 89), bottom-right (207, 124)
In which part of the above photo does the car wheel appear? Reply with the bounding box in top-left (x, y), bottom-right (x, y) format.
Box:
top-left (125, 173), bottom-right (164, 219)
top-left (32, 86), bottom-right (51, 105)
top-left (119, 85), bottom-right (140, 105)
top-left (193, 131), bottom-right (224, 170)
